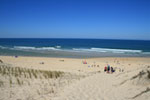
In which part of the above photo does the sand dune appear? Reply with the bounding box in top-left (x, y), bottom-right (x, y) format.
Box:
top-left (0, 56), bottom-right (150, 100)
top-left (55, 66), bottom-right (150, 100)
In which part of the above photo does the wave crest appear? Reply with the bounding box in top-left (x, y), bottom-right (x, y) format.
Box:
top-left (0, 45), bottom-right (147, 54)
top-left (13, 46), bottom-right (59, 51)
top-left (73, 48), bottom-right (142, 54)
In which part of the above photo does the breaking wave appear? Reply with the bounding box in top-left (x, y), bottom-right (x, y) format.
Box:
top-left (72, 48), bottom-right (142, 54)
top-left (0, 45), bottom-right (149, 55)
top-left (13, 46), bottom-right (60, 51)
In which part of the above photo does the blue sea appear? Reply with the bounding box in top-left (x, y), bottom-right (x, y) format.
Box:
top-left (0, 38), bottom-right (150, 58)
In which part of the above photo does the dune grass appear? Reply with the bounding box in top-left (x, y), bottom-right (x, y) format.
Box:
top-left (0, 64), bottom-right (64, 87)
top-left (0, 80), bottom-right (3, 87)
top-left (0, 65), bottom-right (64, 79)
top-left (0, 63), bottom-right (86, 100)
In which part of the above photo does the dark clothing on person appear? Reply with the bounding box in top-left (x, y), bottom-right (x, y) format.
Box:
top-left (111, 67), bottom-right (115, 73)
top-left (104, 66), bottom-right (107, 72)
top-left (107, 65), bottom-right (110, 72)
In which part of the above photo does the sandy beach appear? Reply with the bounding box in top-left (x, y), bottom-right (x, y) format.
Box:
top-left (0, 56), bottom-right (150, 100)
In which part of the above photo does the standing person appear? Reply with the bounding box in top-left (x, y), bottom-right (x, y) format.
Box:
top-left (104, 66), bottom-right (107, 72)
top-left (107, 65), bottom-right (110, 73)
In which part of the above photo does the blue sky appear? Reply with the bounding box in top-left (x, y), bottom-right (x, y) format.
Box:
top-left (0, 0), bottom-right (150, 40)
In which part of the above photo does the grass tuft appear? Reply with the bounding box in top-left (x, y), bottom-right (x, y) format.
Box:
top-left (0, 80), bottom-right (4, 87)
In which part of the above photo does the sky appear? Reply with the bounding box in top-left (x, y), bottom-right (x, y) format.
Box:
top-left (0, 0), bottom-right (150, 40)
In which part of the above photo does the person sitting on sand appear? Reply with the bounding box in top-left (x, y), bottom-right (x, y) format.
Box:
top-left (111, 67), bottom-right (115, 73)
top-left (15, 55), bottom-right (18, 58)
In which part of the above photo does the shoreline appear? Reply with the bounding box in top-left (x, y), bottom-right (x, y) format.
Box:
top-left (1, 54), bottom-right (150, 59)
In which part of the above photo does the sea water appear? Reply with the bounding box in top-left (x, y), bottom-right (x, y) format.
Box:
top-left (0, 38), bottom-right (150, 58)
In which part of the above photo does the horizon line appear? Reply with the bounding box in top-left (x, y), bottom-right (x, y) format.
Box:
top-left (0, 37), bottom-right (150, 41)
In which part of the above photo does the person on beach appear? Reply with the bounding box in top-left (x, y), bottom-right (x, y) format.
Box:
top-left (111, 67), bottom-right (115, 73)
top-left (104, 66), bottom-right (107, 72)
top-left (107, 65), bottom-right (110, 73)
top-left (83, 60), bottom-right (87, 64)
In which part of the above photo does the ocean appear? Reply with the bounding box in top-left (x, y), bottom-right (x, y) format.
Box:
top-left (0, 38), bottom-right (150, 58)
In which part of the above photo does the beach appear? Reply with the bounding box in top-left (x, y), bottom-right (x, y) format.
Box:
top-left (0, 56), bottom-right (150, 100)
top-left (1, 0), bottom-right (150, 99)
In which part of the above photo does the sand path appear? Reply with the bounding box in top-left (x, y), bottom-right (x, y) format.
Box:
top-left (54, 73), bottom-right (117, 100)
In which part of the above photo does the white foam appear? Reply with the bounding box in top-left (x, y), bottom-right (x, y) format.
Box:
top-left (55, 46), bottom-right (61, 48)
top-left (14, 46), bottom-right (36, 50)
top-left (13, 46), bottom-right (59, 51)
top-left (142, 52), bottom-right (150, 54)
top-left (73, 48), bottom-right (142, 54)
top-left (0, 45), bottom-right (148, 55)
top-left (0, 46), bottom-right (7, 49)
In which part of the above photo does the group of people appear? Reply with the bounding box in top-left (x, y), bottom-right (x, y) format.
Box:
top-left (104, 64), bottom-right (115, 73)
top-left (82, 60), bottom-right (87, 64)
